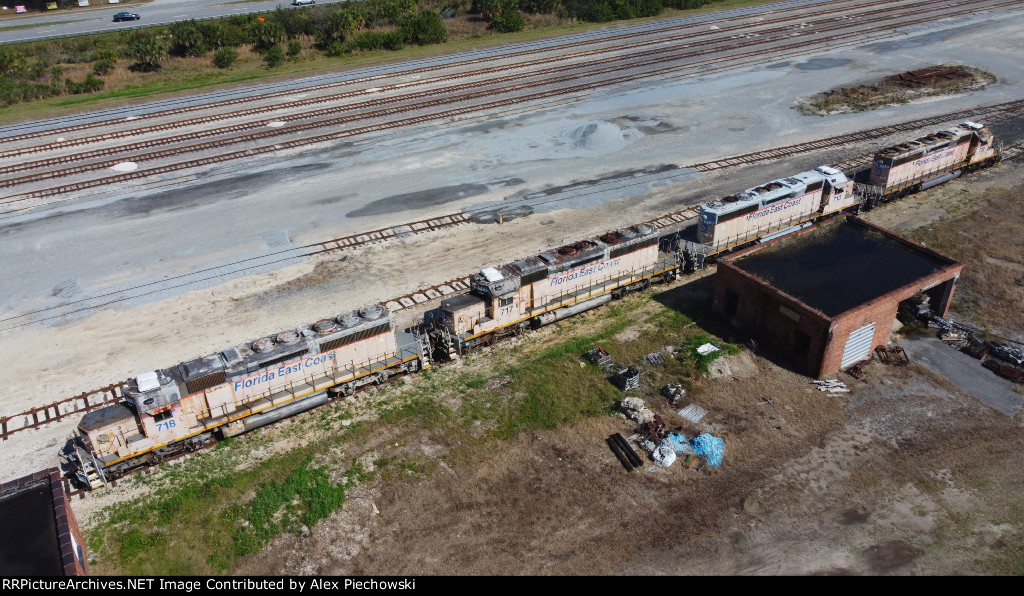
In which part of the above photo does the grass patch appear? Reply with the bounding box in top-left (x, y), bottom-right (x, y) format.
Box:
top-left (233, 457), bottom-right (365, 557)
top-left (86, 420), bottom-right (371, 575)
top-left (379, 393), bottom-right (453, 429)
top-left (904, 186), bottom-right (1024, 332)
top-left (682, 333), bottom-right (742, 376)
top-left (0, 19), bottom-right (79, 31)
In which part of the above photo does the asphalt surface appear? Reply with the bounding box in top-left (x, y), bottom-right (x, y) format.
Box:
top-left (0, 0), bottom-right (346, 44)
top-left (900, 330), bottom-right (1024, 415)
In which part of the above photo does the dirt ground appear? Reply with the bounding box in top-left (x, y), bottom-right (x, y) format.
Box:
top-left (0, 3), bottom-right (1021, 575)
top-left (797, 65), bottom-right (997, 116)
top-left (221, 164), bottom-right (1024, 576)
top-left (5, 148), bottom-right (1021, 578)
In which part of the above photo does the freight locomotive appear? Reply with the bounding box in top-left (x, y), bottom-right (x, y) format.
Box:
top-left (693, 164), bottom-right (857, 258)
top-left (69, 306), bottom-right (431, 489)
top-left (686, 121), bottom-right (1001, 262)
top-left (857, 120), bottom-right (1000, 206)
top-left (428, 223), bottom-right (679, 357)
top-left (67, 223), bottom-right (680, 489)
top-left (64, 121), bottom-right (1001, 489)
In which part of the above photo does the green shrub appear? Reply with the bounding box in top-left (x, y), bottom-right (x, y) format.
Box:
top-left (249, 20), bottom-right (286, 52)
top-left (0, 46), bottom-right (21, 76)
top-left (352, 31), bottom-right (386, 51)
top-left (489, 8), bottom-right (525, 32)
top-left (92, 48), bottom-right (118, 63)
top-left (197, 21), bottom-right (230, 49)
top-left (93, 59), bottom-right (115, 76)
top-left (212, 47), bottom-right (238, 69)
top-left (287, 40), bottom-right (302, 58)
top-left (169, 21), bottom-right (207, 57)
top-left (381, 30), bottom-right (406, 50)
top-left (400, 10), bottom-right (447, 45)
top-left (263, 44), bottom-right (285, 68)
top-left (324, 40), bottom-right (349, 56)
top-left (124, 32), bottom-right (165, 72)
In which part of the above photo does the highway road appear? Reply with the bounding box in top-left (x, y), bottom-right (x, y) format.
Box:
top-left (0, 0), bottom-right (345, 44)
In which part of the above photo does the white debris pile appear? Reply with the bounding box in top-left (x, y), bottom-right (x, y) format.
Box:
top-left (696, 343), bottom-right (720, 356)
top-left (619, 396), bottom-right (655, 424)
top-left (652, 443), bottom-right (677, 467)
top-left (812, 379), bottom-right (849, 394)
top-left (661, 383), bottom-right (687, 405)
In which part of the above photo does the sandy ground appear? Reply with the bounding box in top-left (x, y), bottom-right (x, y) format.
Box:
top-left (64, 162), bottom-right (1024, 576)
top-left (1, 1), bottom-right (1023, 576)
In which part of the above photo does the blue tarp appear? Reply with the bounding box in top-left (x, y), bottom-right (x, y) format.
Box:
top-left (690, 433), bottom-right (725, 467)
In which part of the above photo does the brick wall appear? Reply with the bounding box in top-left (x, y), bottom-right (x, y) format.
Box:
top-left (714, 215), bottom-right (963, 379)
top-left (714, 261), bottom-right (832, 376)
top-left (823, 271), bottom-right (960, 376)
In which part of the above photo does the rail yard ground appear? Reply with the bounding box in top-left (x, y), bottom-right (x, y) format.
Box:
top-left (2, 0), bottom-right (1024, 577)
top-left (71, 160), bottom-right (1024, 576)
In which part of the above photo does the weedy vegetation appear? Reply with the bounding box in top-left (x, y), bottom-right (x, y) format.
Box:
top-left (84, 279), bottom-right (737, 574)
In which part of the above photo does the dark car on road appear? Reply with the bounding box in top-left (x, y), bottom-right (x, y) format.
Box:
top-left (112, 12), bottom-right (141, 22)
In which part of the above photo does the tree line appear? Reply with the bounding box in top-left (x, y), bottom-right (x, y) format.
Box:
top-left (0, 0), bottom-right (715, 107)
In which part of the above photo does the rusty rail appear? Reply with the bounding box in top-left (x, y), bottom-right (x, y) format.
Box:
top-left (0, 383), bottom-right (124, 441)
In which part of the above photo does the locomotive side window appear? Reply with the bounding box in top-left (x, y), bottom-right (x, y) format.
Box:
top-left (153, 411), bottom-right (172, 423)
top-left (499, 297), bottom-right (513, 307)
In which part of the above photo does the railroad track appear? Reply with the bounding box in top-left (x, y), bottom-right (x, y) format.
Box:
top-left (0, 0), bottom-right (892, 146)
top-left (0, 0), bottom-right (866, 158)
top-left (4, 99), bottom-right (1021, 332)
top-left (0, 383), bottom-right (124, 442)
top-left (5, 109), bottom-right (1022, 446)
top-left (3, 0), bottom-right (1015, 212)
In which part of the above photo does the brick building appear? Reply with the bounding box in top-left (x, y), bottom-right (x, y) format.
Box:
top-left (712, 215), bottom-right (963, 378)
top-left (0, 468), bottom-right (88, 576)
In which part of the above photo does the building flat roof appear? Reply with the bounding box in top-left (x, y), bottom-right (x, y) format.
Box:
top-left (731, 218), bottom-right (956, 317)
top-left (0, 477), bottom-right (64, 575)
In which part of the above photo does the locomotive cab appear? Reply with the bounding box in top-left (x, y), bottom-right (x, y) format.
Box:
top-left (960, 121), bottom-right (997, 165)
top-left (119, 370), bottom-right (190, 448)
top-left (439, 267), bottom-right (523, 337)
top-left (698, 210), bottom-right (718, 245)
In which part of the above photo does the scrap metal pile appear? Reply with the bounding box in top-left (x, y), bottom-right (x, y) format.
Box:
top-left (874, 345), bottom-right (910, 366)
top-left (612, 396), bottom-right (725, 472)
top-left (590, 345), bottom-right (727, 472)
top-left (931, 314), bottom-right (1024, 383)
